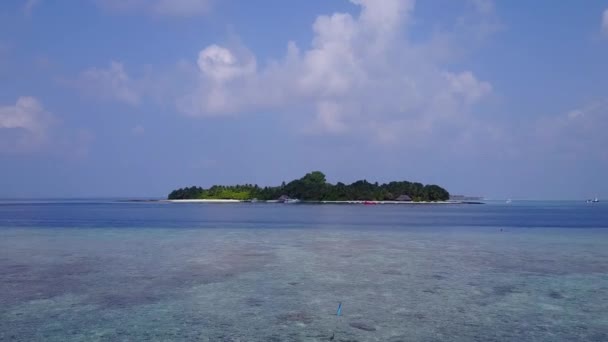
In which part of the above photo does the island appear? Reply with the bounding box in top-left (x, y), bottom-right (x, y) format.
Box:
top-left (168, 171), bottom-right (450, 203)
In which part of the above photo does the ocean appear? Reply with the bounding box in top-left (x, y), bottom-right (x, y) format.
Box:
top-left (1, 200), bottom-right (607, 341)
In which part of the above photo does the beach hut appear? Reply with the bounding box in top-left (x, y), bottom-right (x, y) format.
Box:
top-left (396, 194), bottom-right (412, 202)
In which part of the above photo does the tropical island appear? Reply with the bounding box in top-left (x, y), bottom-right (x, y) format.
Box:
top-left (168, 171), bottom-right (450, 202)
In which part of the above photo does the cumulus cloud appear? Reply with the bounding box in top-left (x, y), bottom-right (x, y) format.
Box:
top-left (178, 0), bottom-right (492, 143)
top-left (0, 96), bottom-right (55, 152)
top-left (197, 45), bottom-right (256, 83)
top-left (444, 71), bottom-right (492, 104)
top-left (602, 9), bottom-right (608, 36)
top-left (96, 0), bottom-right (212, 17)
top-left (71, 61), bottom-right (140, 106)
top-left (0, 97), bottom-right (96, 156)
top-left (177, 44), bottom-right (258, 116)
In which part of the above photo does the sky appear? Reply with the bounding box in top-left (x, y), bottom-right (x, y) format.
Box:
top-left (1, 0), bottom-right (607, 199)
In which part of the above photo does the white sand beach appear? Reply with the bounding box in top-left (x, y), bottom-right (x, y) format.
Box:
top-left (167, 199), bottom-right (243, 203)
top-left (166, 199), bottom-right (466, 204)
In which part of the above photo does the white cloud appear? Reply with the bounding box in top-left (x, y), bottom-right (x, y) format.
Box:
top-left (177, 44), bottom-right (258, 116)
top-left (73, 61), bottom-right (140, 106)
top-left (197, 45), bottom-right (256, 83)
top-left (178, 0), bottom-right (492, 142)
top-left (96, 0), bottom-right (212, 17)
top-left (0, 96), bottom-right (54, 152)
top-left (0, 98), bottom-right (96, 157)
top-left (313, 101), bottom-right (349, 134)
top-left (444, 71), bottom-right (492, 104)
top-left (77, 0), bottom-right (494, 146)
top-left (0, 97), bottom-right (47, 132)
top-left (602, 9), bottom-right (608, 36)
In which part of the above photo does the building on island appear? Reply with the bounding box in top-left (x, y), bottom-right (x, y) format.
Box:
top-left (277, 195), bottom-right (291, 203)
top-left (396, 194), bottom-right (412, 202)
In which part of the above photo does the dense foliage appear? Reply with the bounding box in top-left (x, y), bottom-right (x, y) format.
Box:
top-left (168, 171), bottom-right (450, 202)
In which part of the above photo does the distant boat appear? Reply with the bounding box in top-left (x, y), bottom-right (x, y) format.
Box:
top-left (283, 198), bottom-right (300, 204)
top-left (506, 199), bottom-right (512, 204)
top-left (586, 197), bottom-right (599, 203)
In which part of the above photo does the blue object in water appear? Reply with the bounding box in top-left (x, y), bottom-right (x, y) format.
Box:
top-left (336, 302), bottom-right (342, 316)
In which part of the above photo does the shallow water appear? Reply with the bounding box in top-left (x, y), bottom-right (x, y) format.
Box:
top-left (1, 201), bottom-right (607, 341)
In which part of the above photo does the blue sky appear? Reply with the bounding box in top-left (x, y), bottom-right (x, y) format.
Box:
top-left (1, 0), bottom-right (607, 199)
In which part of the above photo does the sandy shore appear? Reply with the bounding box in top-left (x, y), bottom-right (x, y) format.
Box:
top-left (166, 199), bottom-right (471, 204)
top-left (167, 199), bottom-right (242, 203)
top-left (319, 200), bottom-right (463, 204)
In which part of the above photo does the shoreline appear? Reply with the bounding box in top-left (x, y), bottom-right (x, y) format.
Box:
top-left (167, 199), bottom-right (241, 203)
top-left (163, 199), bottom-right (482, 205)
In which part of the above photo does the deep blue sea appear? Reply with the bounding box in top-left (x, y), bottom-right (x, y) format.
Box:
top-left (1, 200), bottom-right (607, 341)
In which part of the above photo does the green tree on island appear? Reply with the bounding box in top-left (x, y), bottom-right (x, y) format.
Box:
top-left (168, 171), bottom-right (450, 202)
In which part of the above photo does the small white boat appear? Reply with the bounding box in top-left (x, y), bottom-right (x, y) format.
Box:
top-left (506, 199), bottom-right (512, 204)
